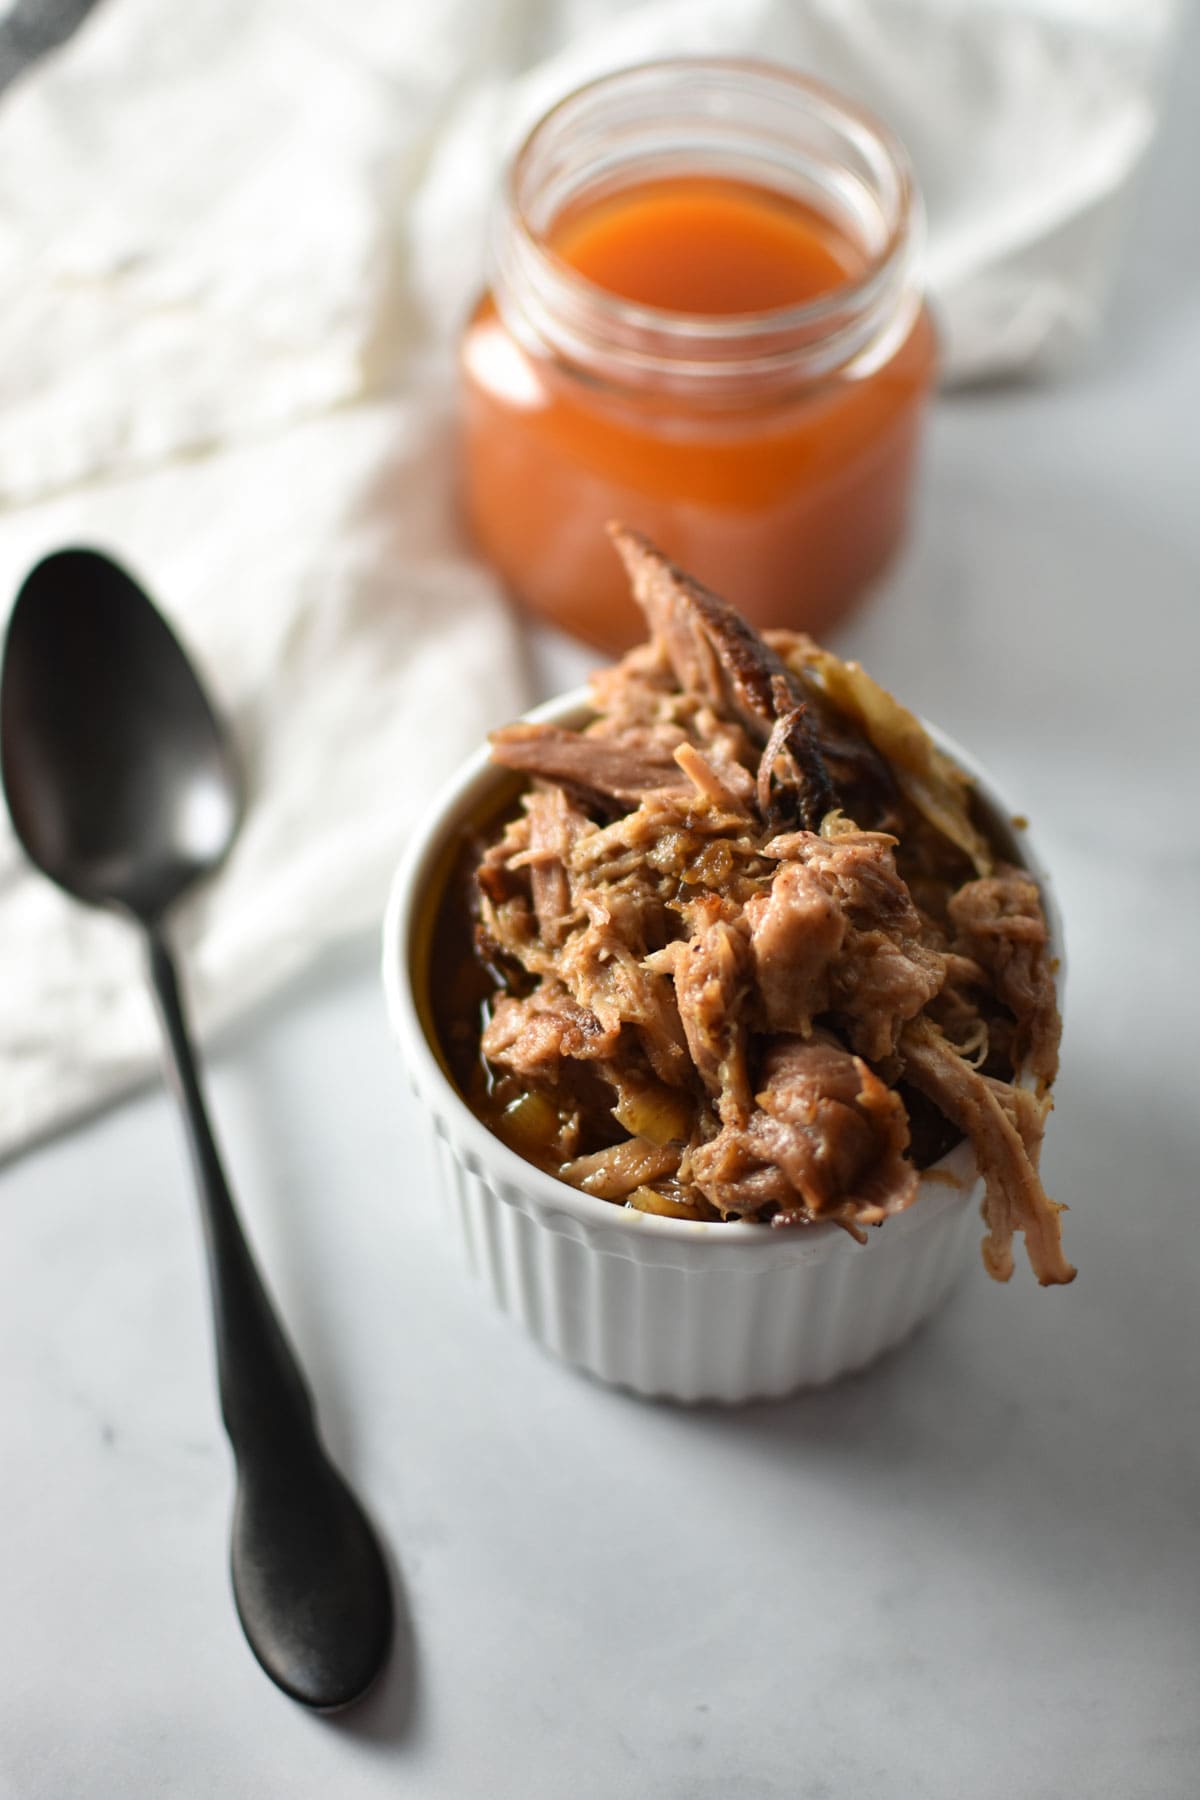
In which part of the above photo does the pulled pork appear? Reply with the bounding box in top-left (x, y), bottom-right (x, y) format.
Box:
top-left (453, 528), bottom-right (1071, 1286)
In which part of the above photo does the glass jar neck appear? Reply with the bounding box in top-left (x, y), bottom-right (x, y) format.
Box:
top-left (490, 59), bottom-right (926, 405)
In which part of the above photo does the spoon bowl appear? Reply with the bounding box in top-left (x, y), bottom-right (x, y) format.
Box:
top-left (2, 548), bottom-right (242, 917)
top-left (1, 547), bottom-right (392, 1711)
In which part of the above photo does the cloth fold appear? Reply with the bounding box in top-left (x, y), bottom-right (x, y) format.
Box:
top-left (0, 0), bottom-right (1177, 1157)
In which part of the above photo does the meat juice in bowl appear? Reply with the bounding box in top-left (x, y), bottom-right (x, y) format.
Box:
top-left (384, 532), bottom-right (1070, 1404)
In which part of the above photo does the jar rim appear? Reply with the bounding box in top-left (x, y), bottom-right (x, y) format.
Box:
top-left (496, 56), bottom-right (923, 387)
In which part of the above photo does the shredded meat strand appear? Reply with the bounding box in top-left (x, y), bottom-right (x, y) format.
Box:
top-left (662, 906), bottom-right (754, 1124)
top-left (948, 864), bottom-right (1061, 1090)
top-left (491, 722), bottom-right (689, 810)
top-left (520, 786), bottom-right (588, 947)
top-left (900, 1018), bottom-right (1074, 1286)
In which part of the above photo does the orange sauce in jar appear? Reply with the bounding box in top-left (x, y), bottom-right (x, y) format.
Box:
top-left (558, 177), bottom-right (854, 312)
top-left (461, 62), bottom-right (937, 653)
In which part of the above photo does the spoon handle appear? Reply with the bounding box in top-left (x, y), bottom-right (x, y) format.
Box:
top-left (146, 927), bottom-right (312, 1443)
top-left (144, 926), bottom-right (392, 1709)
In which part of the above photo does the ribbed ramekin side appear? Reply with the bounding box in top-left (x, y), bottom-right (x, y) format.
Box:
top-left (425, 1103), bottom-right (976, 1402)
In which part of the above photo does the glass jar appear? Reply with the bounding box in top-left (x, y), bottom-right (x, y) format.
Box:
top-left (460, 59), bottom-right (936, 654)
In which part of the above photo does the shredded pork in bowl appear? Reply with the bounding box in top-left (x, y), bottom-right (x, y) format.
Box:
top-left (434, 528), bottom-right (1071, 1288)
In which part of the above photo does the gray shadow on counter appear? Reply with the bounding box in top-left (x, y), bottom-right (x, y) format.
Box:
top-left (328, 1534), bottom-right (423, 1750)
top-left (669, 1052), bottom-right (1198, 1639)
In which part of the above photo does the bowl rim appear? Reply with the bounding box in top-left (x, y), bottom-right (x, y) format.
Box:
top-left (382, 685), bottom-right (1062, 1256)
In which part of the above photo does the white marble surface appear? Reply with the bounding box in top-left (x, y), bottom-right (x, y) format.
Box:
top-left (3, 23), bottom-right (1200, 1800)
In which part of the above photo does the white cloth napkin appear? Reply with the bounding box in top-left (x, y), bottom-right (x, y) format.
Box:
top-left (0, 0), bottom-right (1177, 1158)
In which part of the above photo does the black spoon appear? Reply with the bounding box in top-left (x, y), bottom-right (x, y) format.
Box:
top-left (0, 548), bottom-right (392, 1711)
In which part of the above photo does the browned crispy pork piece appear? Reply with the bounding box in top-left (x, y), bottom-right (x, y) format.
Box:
top-left (766, 639), bottom-right (905, 834)
top-left (689, 1033), bottom-right (918, 1233)
top-left (610, 528), bottom-right (905, 836)
top-left (948, 864), bottom-right (1061, 1090)
top-left (609, 525), bottom-right (838, 832)
top-left (756, 679), bottom-right (835, 835)
top-left (609, 527), bottom-right (799, 737)
top-left (900, 1016), bottom-right (1074, 1286)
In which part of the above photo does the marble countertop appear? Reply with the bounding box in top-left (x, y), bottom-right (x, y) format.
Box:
top-left (3, 19), bottom-right (1199, 1800)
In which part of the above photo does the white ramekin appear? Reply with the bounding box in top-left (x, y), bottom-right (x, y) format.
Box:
top-left (382, 689), bottom-right (1062, 1405)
